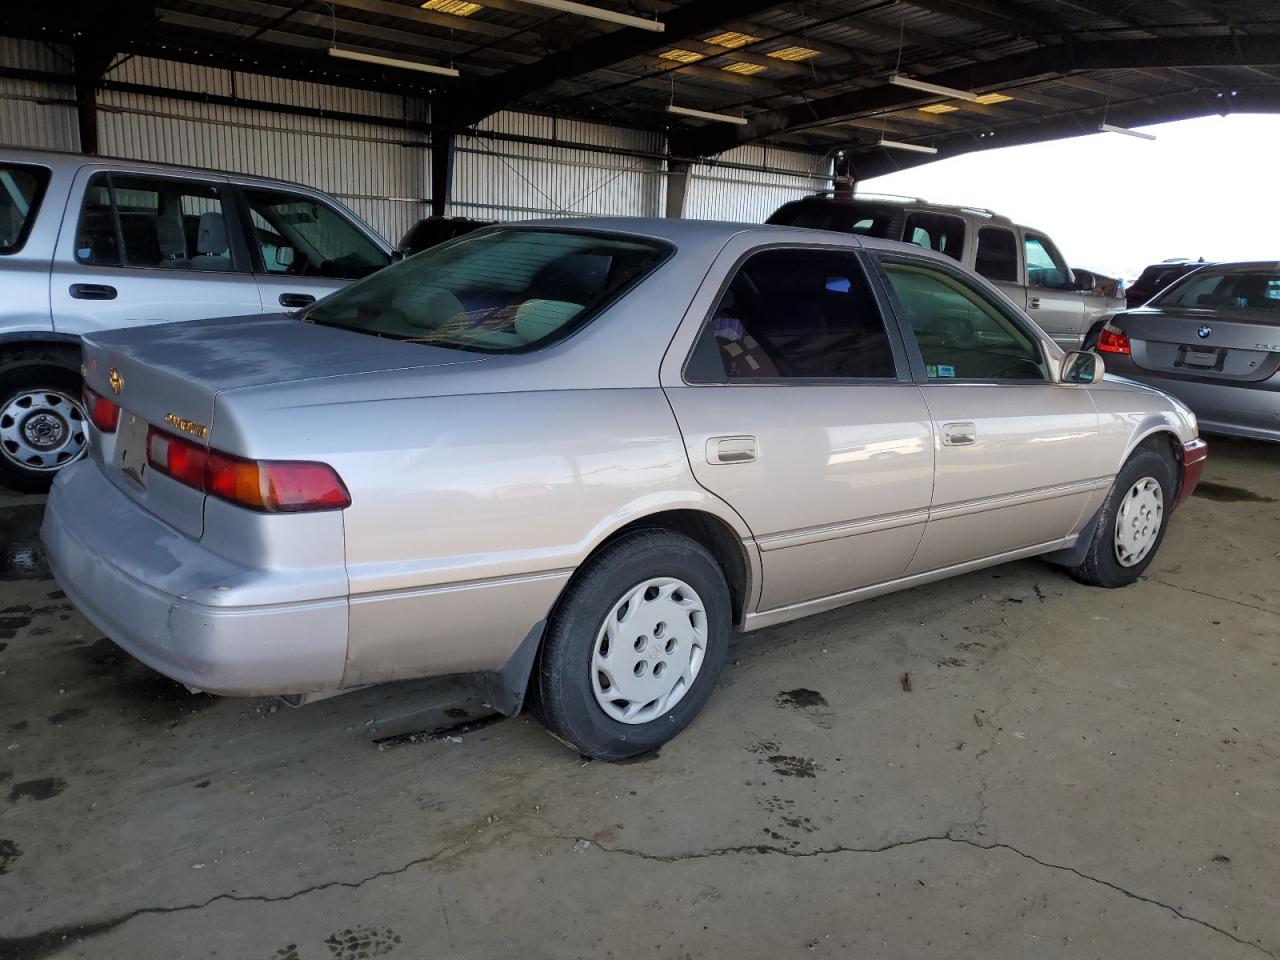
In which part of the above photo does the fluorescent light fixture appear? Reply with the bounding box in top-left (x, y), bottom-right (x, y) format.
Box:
top-left (889, 74), bottom-right (979, 102)
top-left (767, 45), bottom-right (819, 62)
top-left (722, 61), bottom-right (766, 76)
top-left (705, 31), bottom-right (759, 48)
top-left (513, 0), bottom-right (663, 31)
top-left (659, 48), bottom-right (704, 63)
top-left (421, 0), bottom-right (481, 14)
top-left (1099, 122), bottom-right (1156, 140)
top-left (667, 104), bottom-right (748, 125)
top-left (877, 138), bottom-right (937, 154)
top-left (328, 47), bottom-right (460, 77)
top-left (975, 92), bottom-right (1012, 105)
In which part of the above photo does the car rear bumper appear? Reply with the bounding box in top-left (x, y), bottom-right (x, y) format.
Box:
top-left (41, 461), bottom-right (349, 695)
top-left (1173, 437), bottom-right (1208, 510)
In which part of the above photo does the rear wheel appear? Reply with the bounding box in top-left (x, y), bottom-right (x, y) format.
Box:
top-left (1067, 448), bottom-right (1175, 588)
top-left (531, 529), bottom-right (732, 760)
top-left (0, 356), bottom-right (87, 493)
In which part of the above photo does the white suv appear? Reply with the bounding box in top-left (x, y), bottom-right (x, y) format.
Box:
top-left (0, 148), bottom-right (394, 490)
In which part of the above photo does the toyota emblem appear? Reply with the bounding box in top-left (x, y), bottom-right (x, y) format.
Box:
top-left (1197, 325), bottom-right (1212, 339)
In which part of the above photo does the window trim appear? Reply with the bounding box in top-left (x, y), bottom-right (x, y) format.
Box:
top-left (73, 169), bottom-right (252, 274)
top-left (0, 162), bottom-right (51, 256)
top-left (680, 242), bottom-right (912, 387)
top-left (1023, 231), bottom-right (1075, 292)
top-left (870, 251), bottom-right (1053, 386)
top-left (234, 184), bottom-right (390, 279)
top-left (973, 224), bottom-right (1022, 285)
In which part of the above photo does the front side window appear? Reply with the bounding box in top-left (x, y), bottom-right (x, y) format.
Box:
top-left (902, 212), bottom-right (965, 261)
top-left (974, 226), bottom-right (1019, 283)
top-left (690, 248), bottom-right (898, 381)
top-left (75, 173), bottom-right (234, 271)
top-left (242, 189), bottom-right (388, 280)
top-left (1156, 268), bottom-right (1280, 312)
top-left (881, 258), bottom-right (1047, 381)
top-left (0, 163), bottom-right (50, 255)
top-left (1024, 234), bottom-right (1071, 289)
top-left (303, 228), bottom-right (670, 353)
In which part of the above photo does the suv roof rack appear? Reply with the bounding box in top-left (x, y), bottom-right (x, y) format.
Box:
top-left (804, 189), bottom-right (928, 204)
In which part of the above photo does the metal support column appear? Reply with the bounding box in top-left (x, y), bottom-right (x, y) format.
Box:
top-left (664, 160), bottom-right (692, 219)
top-left (430, 133), bottom-right (456, 218)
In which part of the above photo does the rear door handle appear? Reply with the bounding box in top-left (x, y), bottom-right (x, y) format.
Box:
top-left (941, 422), bottom-right (977, 446)
top-left (69, 283), bottom-right (118, 301)
top-left (279, 292), bottom-right (317, 308)
top-left (707, 436), bottom-right (758, 464)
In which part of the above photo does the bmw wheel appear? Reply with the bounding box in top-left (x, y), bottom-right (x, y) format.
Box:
top-left (531, 529), bottom-right (732, 760)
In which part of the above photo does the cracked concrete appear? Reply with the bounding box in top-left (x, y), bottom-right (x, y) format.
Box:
top-left (0, 436), bottom-right (1277, 960)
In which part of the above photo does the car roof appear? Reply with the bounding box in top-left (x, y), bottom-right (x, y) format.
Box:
top-left (776, 192), bottom-right (1017, 226)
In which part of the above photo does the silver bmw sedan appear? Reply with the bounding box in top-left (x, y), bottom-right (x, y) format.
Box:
top-left (43, 219), bottom-right (1205, 759)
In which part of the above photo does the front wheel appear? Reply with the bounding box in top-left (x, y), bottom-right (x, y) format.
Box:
top-left (0, 357), bottom-right (88, 493)
top-left (1066, 448), bottom-right (1175, 588)
top-left (530, 529), bottom-right (732, 760)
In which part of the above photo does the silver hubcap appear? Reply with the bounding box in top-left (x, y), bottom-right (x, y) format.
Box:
top-left (591, 577), bottom-right (708, 725)
top-left (0, 389), bottom-right (88, 472)
top-left (1114, 476), bottom-right (1164, 567)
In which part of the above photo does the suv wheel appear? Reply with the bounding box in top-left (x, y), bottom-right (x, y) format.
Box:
top-left (530, 529), bottom-right (732, 760)
top-left (0, 354), bottom-right (88, 492)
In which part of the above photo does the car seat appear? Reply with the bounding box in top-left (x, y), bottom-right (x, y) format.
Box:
top-left (189, 212), bottom-right (232, 271)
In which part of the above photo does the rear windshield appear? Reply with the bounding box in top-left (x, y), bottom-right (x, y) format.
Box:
top-left (303, 228), bottom-right (672, 353)
top-left (1156, 268), bottom-right (1280, 312)
top-left (767, 200), bottom-right (900, 238)
top-left (0, 163), bottom-right (50, 255)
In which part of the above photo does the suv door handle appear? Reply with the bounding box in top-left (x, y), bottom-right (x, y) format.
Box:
top-left (279, 293), bottom-right (317, 308)
top-left (941, 422), bottom-right (977, 446)
top-left (707, 436), bottom-right (758, 464)
top-left (1028, 297), bottom-right (1041, 309)
top-left (69, 283), bottom-right (118, 301)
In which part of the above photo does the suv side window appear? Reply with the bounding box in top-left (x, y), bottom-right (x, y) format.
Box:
top-left (689, 248), bottom-right (899, 381)
top-left (241, 188), bottom-right (388, 280)
top-left (974, 226), bottom-right (1019, 283)
top-left (902, 212), bottom-right (965, 262)
top-left (1024, 233), bottom-right (1071, 289)
top-left (75, 173), bottom-right (236, 271)
top-left (880, 256), bottom-right (1047, 382)
top-left (0, 163), bottom-right (50, 255)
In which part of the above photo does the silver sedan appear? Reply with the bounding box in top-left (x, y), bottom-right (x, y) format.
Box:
top-left (42, 219), bottom-right (1206, 759)
top-left (1095, 261), bottom-right (1280, 442)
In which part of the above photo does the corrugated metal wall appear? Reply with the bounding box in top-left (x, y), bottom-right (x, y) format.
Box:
top-left (686, 145), bottom-right (831, 222)
top-left (1, 39), bottom-right (829, 238)
top-left (0, 38), bottom-right (79, 151)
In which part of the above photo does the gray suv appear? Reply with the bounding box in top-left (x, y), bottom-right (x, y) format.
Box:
top-left (769, 194), bottom-right (1124, 351)
top-left (0, 148), bottom-right (394, 490)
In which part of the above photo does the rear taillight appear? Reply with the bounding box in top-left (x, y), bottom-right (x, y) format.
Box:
top-left (147, 427), bottom-right (350, 512)
top-left (81, 385), bottom-right (120, 433)
top-left (1096, 325), bottom-right (1131, 355)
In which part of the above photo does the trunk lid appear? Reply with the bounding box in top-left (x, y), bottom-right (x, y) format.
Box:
top-left (81, 314), bottom-right (486, 537)
top-left (1119, 306), bottom-right (1280, 383)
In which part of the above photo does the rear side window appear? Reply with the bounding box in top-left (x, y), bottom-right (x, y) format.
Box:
top-left (689, 248), bottom-right (898, 381)
top-left (242, 189), bottom-right (388, 280)
top-left (974, 226), bottom-right (1019, 283)
top-left (75, 173), bottom-right (235, 271)
top-left (903, 212), bottom-right (965, 261)
top-left (0, 163), bottom-right (50, 255)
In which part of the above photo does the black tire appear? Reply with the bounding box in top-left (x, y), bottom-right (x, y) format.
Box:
top-left (1067, 448), bottom-right (1176, 588)
top-left (530, 529), bottom-right (732, 760)
top-left (0, 350), bottom-right (86, 493)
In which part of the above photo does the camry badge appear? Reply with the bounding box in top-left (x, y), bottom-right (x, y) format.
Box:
top-left (1197, 325), bottom-right (1212, 339)
top-left (107, 368), bottom-right (124, 395)
top-left (164, 413), bottom-right (209, 440)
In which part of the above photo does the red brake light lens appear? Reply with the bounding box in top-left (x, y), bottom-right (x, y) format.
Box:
top-left (146, 426), bottom-right (350, 512)
top-left (1096, 326), bottom-right (1131, 355)
top-left (81, 385), bottom-right (120, 433)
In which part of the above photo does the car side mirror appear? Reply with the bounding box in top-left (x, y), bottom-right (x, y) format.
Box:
top-left (1072, 268), bottom-right (1096, 291)
top-left (1061, 350), bottom-right (1104, 384)
top-left (274, 246), bottom-right (295, 267)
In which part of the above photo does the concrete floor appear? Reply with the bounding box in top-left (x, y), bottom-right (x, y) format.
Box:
top-left (0, 437), bottom-right (1277, 960)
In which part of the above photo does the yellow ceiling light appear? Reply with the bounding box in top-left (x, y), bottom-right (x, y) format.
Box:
top-left (767, 45), bottom-right (819, 62)
top-left (421, 0), bottom-right (482, 14)
top-left (660, 48), bottom-right (705, 63)
top-left (975, 92), bottom-right (1013, 104)
top-left (723, 61), bottom-right (766, 76)
top-left (919, 103), bottom-right (959, 114)
top-left (705, 31), bottom-right (759, 49)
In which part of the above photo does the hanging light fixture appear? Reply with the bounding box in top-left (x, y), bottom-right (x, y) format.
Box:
top-left (877, 138), bottom-right (937, 154)
top-left (328, 48), bottom-right (459, 77)
top-left (1099, 122), bottom-right (1156, 140)
top-left (666, 104), bottom-right (748, 125)
top-left (513, 0), bottom-right (663, 31)
top-left (888, 74), bottom-right (980, 103)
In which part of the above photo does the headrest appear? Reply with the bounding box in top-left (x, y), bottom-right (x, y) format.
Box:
top-left (156, 215), bottom-right (187, 259)
top-left (196, 212), bottom-right (227, 255)
top-left (514, 299), bottom-right (582, 344)
top-left (391, 285), bottom-right (466, 330)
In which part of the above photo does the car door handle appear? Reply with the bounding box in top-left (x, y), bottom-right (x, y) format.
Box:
top-left (279, 293), bottom-right (317, 308)
top-left (69, 283), bottom-right (118, 301)
top-left (707, 436), bottom-right (758, 464)
top-left (1028, 297), bottom-right (1041, 309)
top-left (941, 422), bottom-right (977, 446)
